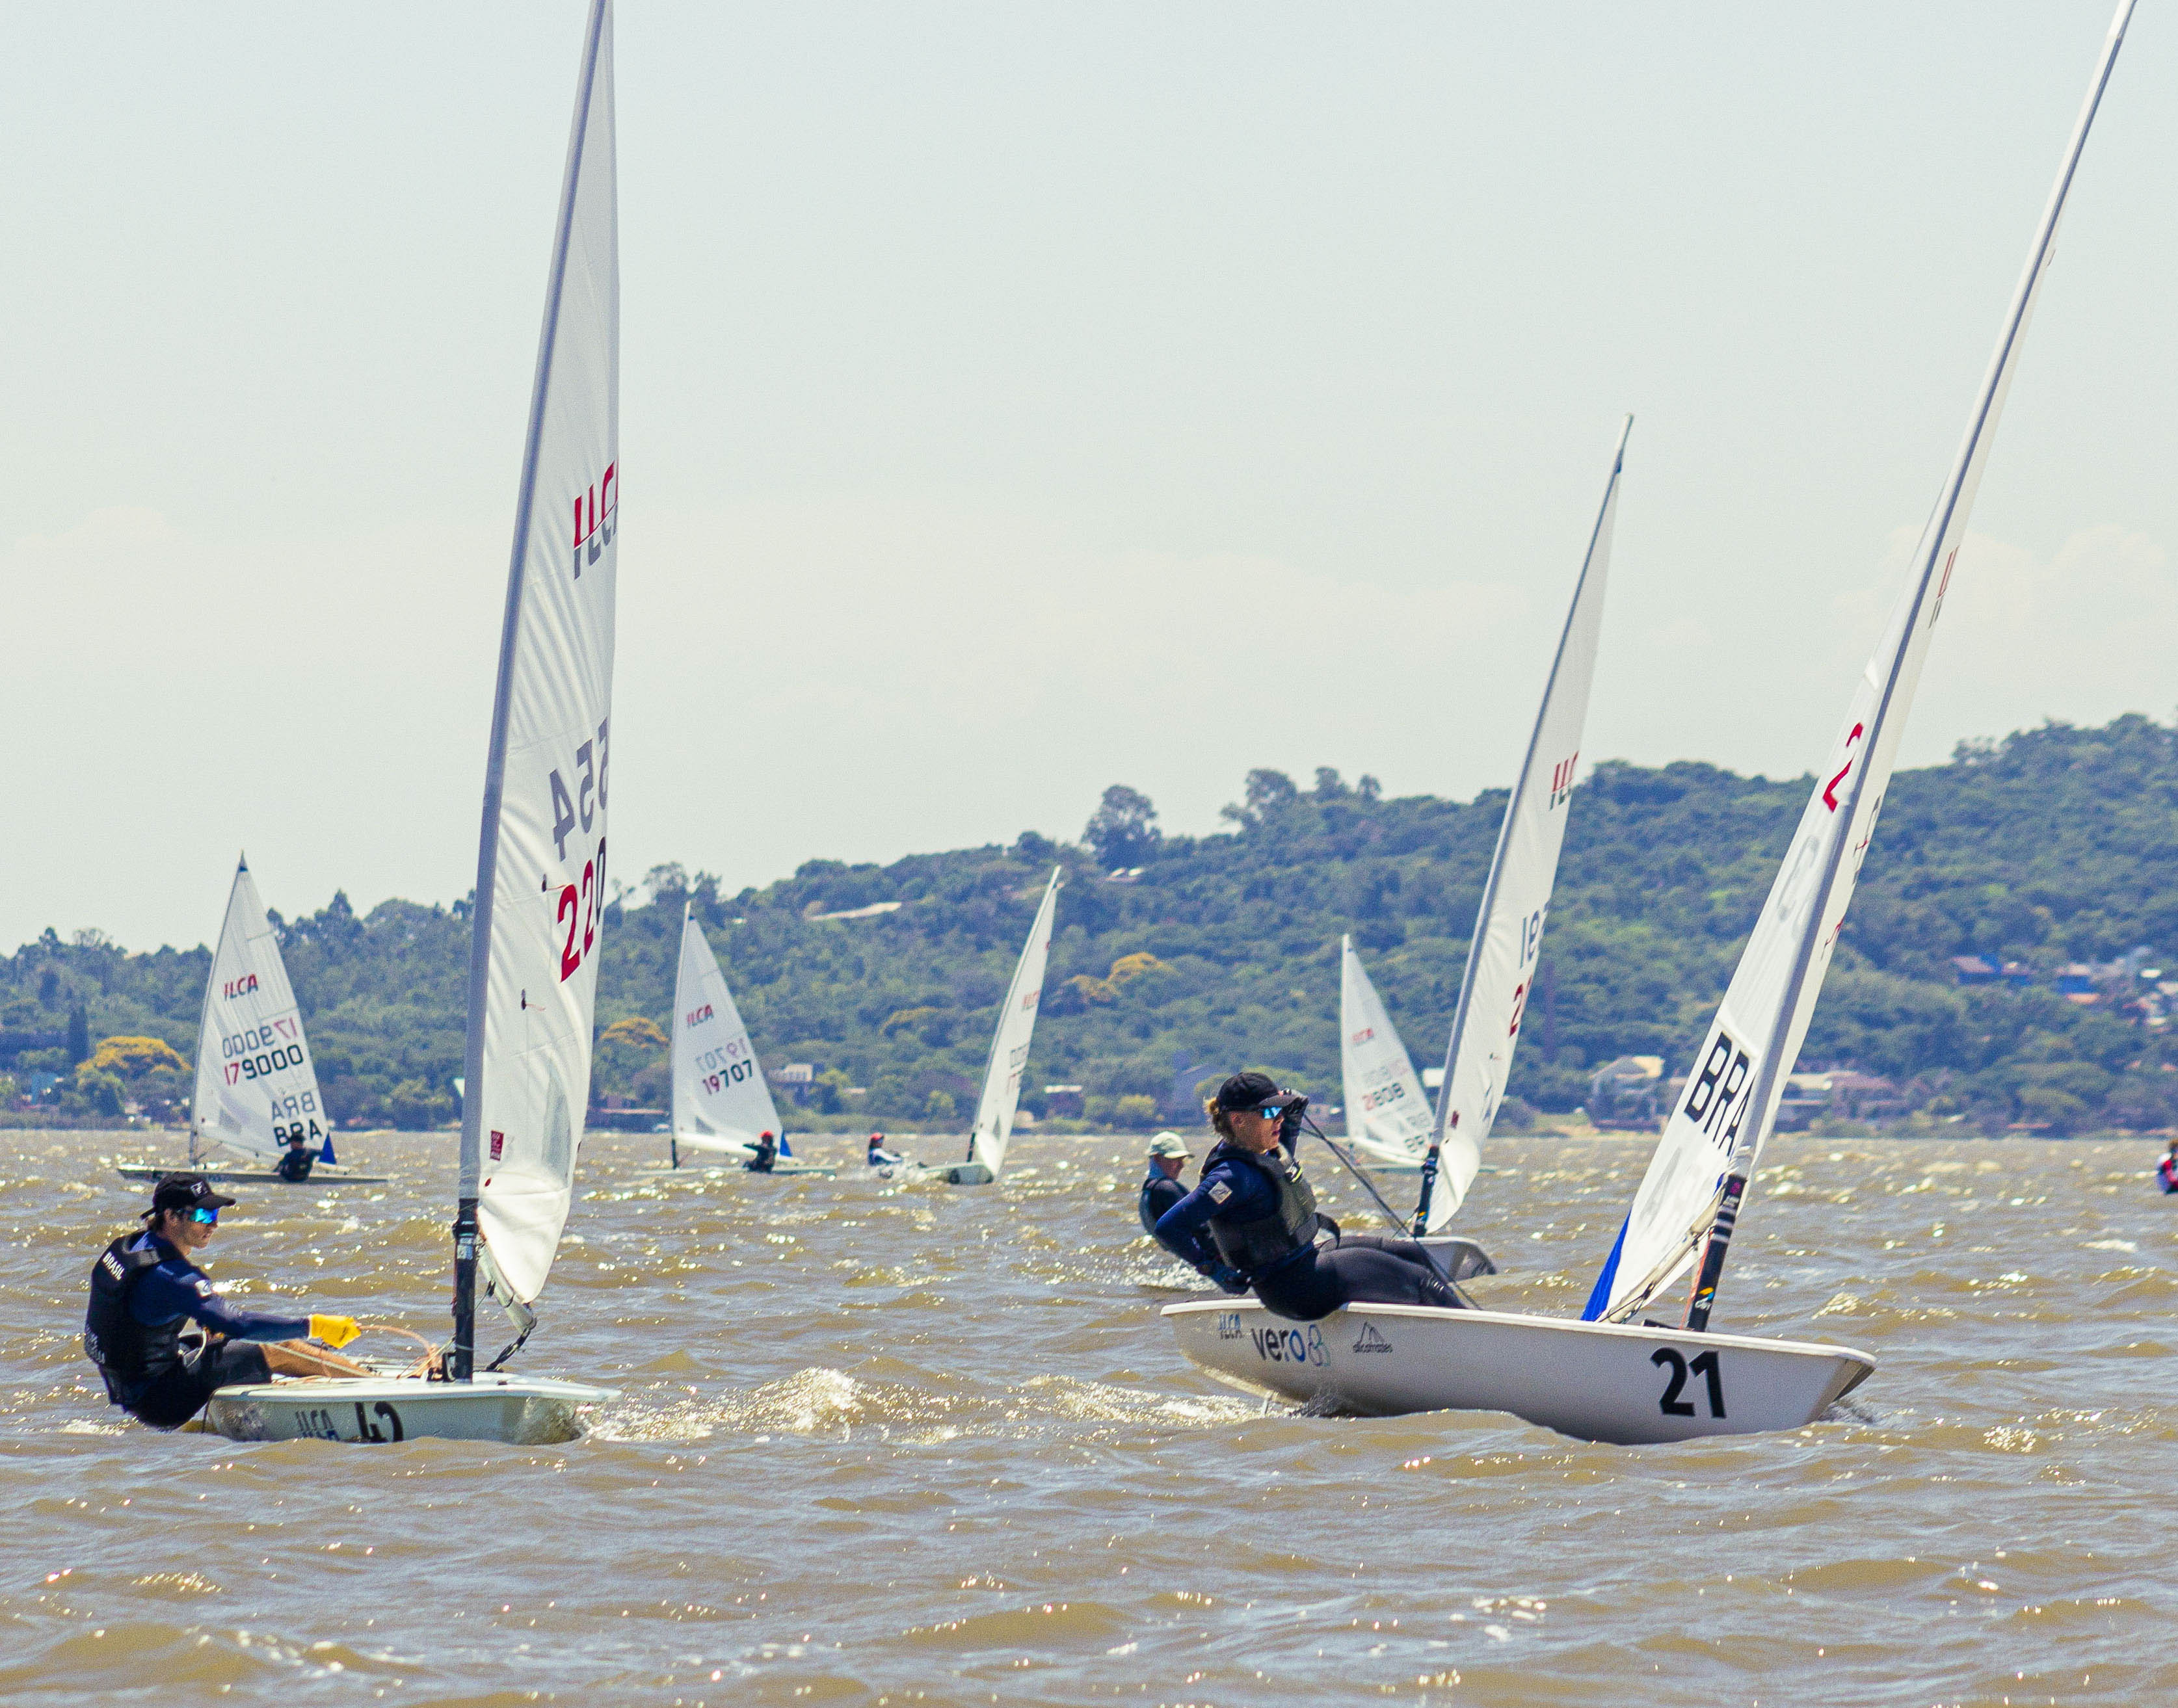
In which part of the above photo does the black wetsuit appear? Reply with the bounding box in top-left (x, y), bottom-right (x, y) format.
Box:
top-left (1154, 1141), bottom-right (1464, 1321)
top-left (84, 1231), bottom-right (310, 1429)
top-left (276, 1143), bottom-right (314, 1182)
top-left (745, 1135), bottom-right (778, 1172)
top-left (1138, 1166), bottom-right (1187, 1237)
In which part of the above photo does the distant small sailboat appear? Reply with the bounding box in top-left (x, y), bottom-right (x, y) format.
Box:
top-left (652, 904), bottom-right (832, 1176)
top-left (1337, 937), bottom-right (1432, 1174)
top-left (207, 0), bottom-right (623, 1443)
top-left (1169, 0), bottom-right (2136, 1439)
top-left (116, 856), bottom-right (384, 1186)
top-left (1333, 935), bottom-right (1498, 1281)
top-left (933, 867), bottom-right (1061, 1187)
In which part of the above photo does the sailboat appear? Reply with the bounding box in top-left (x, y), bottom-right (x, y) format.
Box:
top-left (117, 856), bottom-right (384, 1186)
top-left (652, 903), bottom-right (833, 1176)
top-left (206, 0), bottom-right (624, 1444)
top-left (1173, 415), bottom-right (1625, 1395)
top-left (1336, 936), bottom-right (1498, 1281)
top-left (897, 867), bottom-right (1060, 1187)
top-left (1337, 937), bottom-right (1433, 1174)
top-left (1167, 0), bottom-right (2135, 1441)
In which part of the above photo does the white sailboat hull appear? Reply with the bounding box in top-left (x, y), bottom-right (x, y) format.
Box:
top-left (642, 1159), bottom-right (836, 1177)
top-left (114, 1165), bottom-right (390, 1185)
top-left (204, 1373), bottom-right (618, 1445)
top-left (1164, 1299), bottom-right (1872, 1445)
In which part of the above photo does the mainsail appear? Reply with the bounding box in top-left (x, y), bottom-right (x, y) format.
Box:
top-left (1585, 0), bottom-right (2136, 1324)
top-left (966, 867), bottom-right (1063, 1180)
top-left (191, 857), bottom-right (328, 1163)
top-left (453, 0), bottom-right (618, 1363)
top-left (1417, 418), bottom-right (1629, 1231)
top-left (1338, 937), bottom-right (1433, 1169)
top-left (670, 904), bottom-right (784, 1155)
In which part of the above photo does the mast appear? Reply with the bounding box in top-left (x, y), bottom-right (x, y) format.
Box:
top-left (1683, 0), bottom-right (2138, 1332)
top-left (453, 0), bottom-right (615, 1383)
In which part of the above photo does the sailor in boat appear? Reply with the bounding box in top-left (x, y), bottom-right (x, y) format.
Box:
top-left (866, 1133), bottom-right (905, 1168)
top-left (745, 1131), bottom-right (779, 1173)
top-left (1137, 1131), bottom-right (1191, 1235)
top-left (274, 1129), bottom-right (315, 1183)
top-left (83, 1174), bottom-right (369, 1432)
top-left (2157, 1138), bottom-right (2178, 1194)
top-left (1152, 1073), bottom-right (1467, 1320)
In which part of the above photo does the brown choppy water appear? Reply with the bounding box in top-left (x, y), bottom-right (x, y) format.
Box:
top-left (1, 1128), bottom-right (2172, 1707)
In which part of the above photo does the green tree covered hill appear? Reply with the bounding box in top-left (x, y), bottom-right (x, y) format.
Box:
top-left (5, 715), bottom-right (2173, 1135)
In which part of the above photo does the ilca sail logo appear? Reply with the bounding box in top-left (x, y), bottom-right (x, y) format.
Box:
top-left (1548, 750), bottom-right (1580, 809)
top-left (572, 463), bottom-right (617, 577)
top-left (1351, 1320), bottom-right (1394, 1355)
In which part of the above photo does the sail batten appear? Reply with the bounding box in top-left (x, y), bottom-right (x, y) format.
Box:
top-left (455, 0), bottom-right (619, 1315)
top-left (1587, 0), bottom-right (2136, 1325)
top-left (191, 860), bottom-right (328, 1164)
top-left (966, 869), bottom-right (1062, 1180)
top-left (1421, 417), bottom-right (1629, 1230)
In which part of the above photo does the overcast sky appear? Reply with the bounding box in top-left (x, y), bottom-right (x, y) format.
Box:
top-left (5, 2), bottom-right (2173, 952)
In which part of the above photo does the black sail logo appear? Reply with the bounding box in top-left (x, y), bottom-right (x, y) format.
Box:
top-left (1680, 1031), bottom-right (1753, 1153)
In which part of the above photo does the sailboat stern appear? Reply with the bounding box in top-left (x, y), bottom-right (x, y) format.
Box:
top-left (1164, 1300), bottom-right (1874, 1445)
top-left (1418, 1236), bottom-right (1497, 1283)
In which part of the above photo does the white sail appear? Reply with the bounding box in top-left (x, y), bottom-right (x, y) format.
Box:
top-left (670, 904), bottom-right (782, 1155)
top-left (1423, 419), bottom-right (1630, 1229)
top-left (1586, 0), bottom-right (2136, 1324)
top-left (1339, 937), bottom-right (1433, 1168)
top-left (190, 858), bottom-right (328, 1163)
top-left (458, 0), bottom-right (619, 1308)
top-left (966, 868), bottom-right (1063, 1179)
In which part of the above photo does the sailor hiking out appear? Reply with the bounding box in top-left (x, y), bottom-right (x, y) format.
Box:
top-left (866, 1133), bottom-right (904, 1168)
top-left (1138, 1131), bottom-right (1191, 1235)
top-left (2158, 1138), bottom-right (2177, 1194)
top-left (1152, 1072), bottom-right (1467, 1321)
top-left (84, 1174), bottom-right (369, 1431)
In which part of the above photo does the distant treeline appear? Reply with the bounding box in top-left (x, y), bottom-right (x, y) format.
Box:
top-left (5, 714), bottom-right (2175, 1136)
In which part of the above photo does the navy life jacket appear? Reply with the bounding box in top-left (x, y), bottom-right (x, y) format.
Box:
top-left (1201, 1140), bottom-right (1327, 1276)
top-left (83, 1234), bottom-right (186, 1402)
top-left (1138, 1168), bottom-right (1187, 1237)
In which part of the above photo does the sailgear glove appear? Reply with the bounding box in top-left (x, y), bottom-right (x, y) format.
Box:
top-left (309, 1314), bottom-right (362, 1350)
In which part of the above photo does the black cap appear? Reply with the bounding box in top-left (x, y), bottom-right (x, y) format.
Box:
top-left (1214, 1071), bottom-right (1294, 1112)
top-left (150, 1173), bottom-right (237, 1215)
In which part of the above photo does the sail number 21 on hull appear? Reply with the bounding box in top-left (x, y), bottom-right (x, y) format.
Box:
top-left (1653, 1347), bottom-right (1726, 1419)
top-left (548, 719), bottom-right (610, 983)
